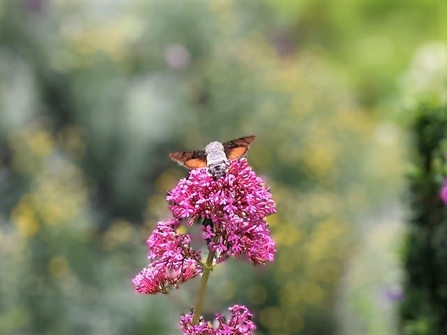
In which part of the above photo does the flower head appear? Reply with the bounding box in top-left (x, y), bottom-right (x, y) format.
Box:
top-left (167, 159), bottom-right (276, 264)
top-left (441, 178), bottom-right (447, 205)
top-left (132, 219), bottom-right (202, 294)
top-left (179, 305), bottom-right (256, 335)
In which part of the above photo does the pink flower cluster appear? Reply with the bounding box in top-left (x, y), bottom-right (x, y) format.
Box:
top-left (132, 219), bottom-right (202, 294)
top-left (441, 178), bottom-right (447, 205)
top-left (168, 158), bottom-right (276, 264)
top-left (132, 158), bottom-right (276, 333)
top-left (180, 305), bottom-right (256, 335)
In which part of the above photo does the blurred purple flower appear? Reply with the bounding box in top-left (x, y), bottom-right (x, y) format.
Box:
top-left (440, 178), bottom-right (447, 205)
top-left (26, 0), bottom-right (45, 13)
top-left (167, 158), bottom-right (276, 264)
top-left (165, 44), bottom-right (191, 70)
top-left (383, 287), bottom-right (404, 303)
top-left (132, 219), bottom-right (202, 294)
top-left (180, 305), bottom-right (256, 335)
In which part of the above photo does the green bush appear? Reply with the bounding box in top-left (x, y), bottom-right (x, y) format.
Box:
top-left (401, 104), bottom-right (447, 335)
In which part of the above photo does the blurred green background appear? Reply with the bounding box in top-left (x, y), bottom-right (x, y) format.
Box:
top-left (0, 0), bottom-right (445, 334)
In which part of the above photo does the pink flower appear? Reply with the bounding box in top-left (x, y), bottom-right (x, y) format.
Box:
top-left (441, 178), bottom-right (447, 205)
top-left (179, 305), bottom-right (256, 335)
top-left (132, 219), bottom-right (202, 294)
top-left (167, 159), bottom-right (276, 264)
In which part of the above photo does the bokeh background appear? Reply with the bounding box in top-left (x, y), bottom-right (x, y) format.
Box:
top-left (0, 1), bottom-right (445, 334)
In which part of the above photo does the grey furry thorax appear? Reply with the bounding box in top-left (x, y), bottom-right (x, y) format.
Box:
top-left (205, 141), bottom-right (229, 178)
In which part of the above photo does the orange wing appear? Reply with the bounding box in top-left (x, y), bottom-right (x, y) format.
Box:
top-left (223, 135), bottom-right (256, 160)
top-left (169, 150), bottom-right (207, 169)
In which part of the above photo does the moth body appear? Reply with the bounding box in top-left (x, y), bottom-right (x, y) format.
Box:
top-left (204, 141), bottom-right (229, 178)
top-left (169, 135), bottom-right (256, 179)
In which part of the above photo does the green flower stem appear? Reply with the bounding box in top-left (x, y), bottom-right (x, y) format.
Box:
top-left (192, 248), bottom-right (215, 324)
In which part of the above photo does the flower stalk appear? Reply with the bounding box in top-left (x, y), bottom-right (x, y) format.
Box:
top-left (193, 247), bottom-right (215, 324)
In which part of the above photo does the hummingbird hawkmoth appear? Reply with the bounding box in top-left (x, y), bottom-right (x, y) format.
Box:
top-left (169, 135), bottom-right (256, 178)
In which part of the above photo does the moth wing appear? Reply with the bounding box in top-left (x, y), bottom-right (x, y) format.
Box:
top-left (183, 158), bottom-right (207, 169)
top-left (169, 150), bottom-right (207, 169)
top-left (223, 135), bottom-right (256, 160)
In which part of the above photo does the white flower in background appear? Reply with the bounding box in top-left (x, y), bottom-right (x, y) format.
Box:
top-left (400, 42), bottom-right (447, 108)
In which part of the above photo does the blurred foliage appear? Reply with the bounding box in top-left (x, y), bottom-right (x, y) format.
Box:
top-left (400, 105), bottom-right (447, 335)
top-left (267, 0), bottom-right (445, 110)
top-left (0, 125), bottom-right (174, 334)
top-left (0, 0), bottom-right (444, 334)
